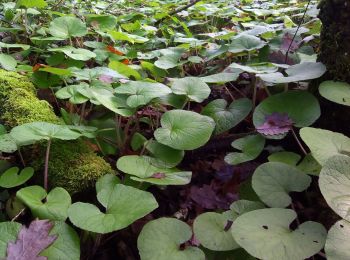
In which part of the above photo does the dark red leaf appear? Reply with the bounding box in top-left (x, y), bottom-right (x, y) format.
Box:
top-left (280, 33), bottom-right (300, 52)
top-left (7, 220), bottom-right (57, 260)
top-left (106, 45), bottom-right (125, 56)
top-left (256, 112), bottom-right (294, 136)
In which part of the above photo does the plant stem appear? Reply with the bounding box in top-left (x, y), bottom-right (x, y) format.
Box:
top-left (18, 148), bottom-right (26, 167)
top-left (291, 128), bottom-right (307, 155)
top-left (44, 139), bottom-right (52, 191)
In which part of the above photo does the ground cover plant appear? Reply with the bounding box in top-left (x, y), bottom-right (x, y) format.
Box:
top-left (0, 0), bottom-right (348, 259)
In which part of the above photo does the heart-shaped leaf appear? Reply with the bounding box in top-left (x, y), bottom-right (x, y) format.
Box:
top-left (232, 208), bottom-right (327, 260)
top-left (144, 140), bottom-right (184, 168)
top-left (137, 218), bottom-right (205, 260)
top-left (55, 83), bottom-right (90, 104)
top-left (0, 222), bottom-right (22, 258)
top-left (16, 186), bottom-right (71, 221)
top-left (49, 16), bottom-right (87, 39)
top-left (319, 81), bottom-right (350, 106)
top-left (39, 221), bottom-right (80, 260)
top-left (171, 77), bottom-right (211, 103)
top-left (0, 167), bottom-right (34, 188)
top-left (253, 91), bottom-right (320, 138)
top-left (116, 155), bottom-right (191, 185)
top-left (252, 162), bottom-right (311, 207)
top-left (68, 184), bottom-right (158, 234)
top-left (202, 98), bottom-right (252, 134)
top-left (227, 34), bottom-right (266, 53)
top-left (258, 62), bottom-right (326, 83)
top-left (0, 54), bottom-right (17, 71)
top-left (154, 110), bottom-right (215, 150)
top-left (115, 81), bottom-right (171, 107)
top-left (325, 220), bottom-right (350, 260)
top-left (0, 134), bottom-right (18, 153)
top-left (227, 62), bottom-right (278, 74)
top-left (193, 212), bottom-right (238, 251)
top-left (300, 127), bottom-right (350, 165)
top-left (225, 134), bottom-right (265, 165)
top-left (268, 151), bottom-right (301, 166)
top-left (319, 154), bottom-right (350, 221)
top-left (95, 174), bottom-right (121, 208)
top-left (199, 72), bottom-right (240, 83)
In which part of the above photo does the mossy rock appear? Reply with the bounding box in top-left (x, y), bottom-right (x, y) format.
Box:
top-left (0, 69), bottom-right (113, 193)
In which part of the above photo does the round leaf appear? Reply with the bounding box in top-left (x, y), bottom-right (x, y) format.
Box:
top-left (49, 16), bottom-right (88, 39)
top-left (202, 98), bottom-right (252, 134)
top-left (0, 167), bottom-right (34, 188)
top-left (227, 34), bottom-right (266, 53)
top-left (253, 90), bottom-right (320, 130)
top-left (0, 54), bottom-right (17, 71)
top-left (252, 162), bottom-right (311, 207)
top-left (325, 220), bottom-right (350, 260)
top-left (16, 186), bottom-right (71, 221)
top-left (171, 77), bottom-right (211, 103)
top-left (300, 127), bottom-right (350, 166)
top-left (232, 208), bottom-right (327, 260)
top-left (138, 218), bottom-right (205, 260)
top-left (193, 212), bottom-right (239, 251)
top-left (319, 80), bottom-right (350, 106)
top-left (319, 155), bottom-right (350, 221)
top-left (154, 110), bottom-right (215, 150)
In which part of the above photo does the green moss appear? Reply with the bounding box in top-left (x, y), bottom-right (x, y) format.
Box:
top-left (0, 69), bottom-right (113, 193)
top-left (2, 88), bottom-right (60, 127)
top-left (318, 0), bottom-right (350, 82)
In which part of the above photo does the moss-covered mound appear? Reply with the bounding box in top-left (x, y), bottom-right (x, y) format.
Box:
top-left (318, 0), bottom-right (350, 82)
top-left (0, 69), bottom-right (113, 193)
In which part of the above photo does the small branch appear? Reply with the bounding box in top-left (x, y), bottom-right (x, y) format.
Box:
top-left (44, 139), bottom-right (52, 191)
top-left (284, 0), bottom-right (312, 64)
top-left (11, 208), bottom-right (25, 222)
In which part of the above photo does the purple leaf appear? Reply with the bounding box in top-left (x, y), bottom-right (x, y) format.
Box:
top-left (269, 50), bottom-right (296, 65)
top-left (281, 33), bottom-right (300, 52)
top-left (256, 112), bottom-right (293, 136)
top-left (99, 74), bottom-right (114, 83)
top-left (7, 220), bottom-right (57, 260)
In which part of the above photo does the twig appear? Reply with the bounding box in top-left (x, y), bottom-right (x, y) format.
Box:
top-left (284, 0), bottom-right (312, 64)
top-left (11, 208), bottom-right (25, 222)
top-left (291, 128), bottom-right (307, 155)
top-left (44, 139), bottom-right (52, 191)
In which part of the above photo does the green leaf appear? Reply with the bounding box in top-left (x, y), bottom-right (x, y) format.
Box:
top-left (144, 140), bottom-right (184, 168)
top-left (109, 60), bottom-right (141, 80)
top-left (0, 222), bottom-right (22, 258)
top-left (319, 81), bottom-right (350, 106)
top-left (154, 110), bottom-right (215, 150)
top-left (232, 208), bottom-right (327, 260)
top-left (199, 72), bottom-right (240, 83)
top-left (108, 30), bottom-right (149, 43)
top-left (86, 15), bottom-right (117, 31)
top-left (325, 220), bottom-right (350, 260)
top-left (253, 91), bottom-right (320, 134)
top-left (16, 0), bottom-right (47, 8)
top-left (115, 81), bottom-right (171, 107)
top-left (202, 98), bottom-right (252, 134)
top-left (40, 221), bottom-right (80, 260)
top-left (228, 34), bottom-right (266, 53)
top-left (154, 54), bottom-right (185, 70)
top-left (252, 162), bottom-right (311, 207)
top-left (0, 134), bottom-right (18, 153)
top-left (95, 174), bottom-right (120, 208)
top-left (268, 151), bottom-right (301, 166)
top-left (0, 42), bottom-right (30, 50)
top-left (48, 46), bottom-right (96, 61)
top-left (258, 62), bottom-right (326, 83)
top-left (0, 167), bottom-right (34, 188)
top-left (227, 62), bottom-right (278, 74)
top-left (10, 122), bottom-right (84, 146)
top-left (225, 135), bottom-right (265, 165)
top-left (116, 155), bottom-right (191, 185)
top-left (55, 83), bottom-right (90, 104)
top-left (0, 54), bottom-right (17, 71)
top-left (319, 155), bottom-right (350, 221)
top-left (194, 212), bottom-right (239, 251)
top-left (171, 77), bottom-right (210, 103)
top-left (17, 186), bottom-right (71, 221)
top-left (297, 154), bottom-right (321, 176)
top-left (49, 16), bottom-right (88, 39)
top-left (138, 218), bottom-right (205, 260)
top-left (68, 184), bottom-right (158, 234)
top-left (300, 127), bottom-right (350, 165)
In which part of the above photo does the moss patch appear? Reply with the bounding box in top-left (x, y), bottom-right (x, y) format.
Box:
top-left (0, 69), bottom-right (113, 193)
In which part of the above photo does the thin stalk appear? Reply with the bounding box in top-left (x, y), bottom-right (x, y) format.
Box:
top-left (18, 148), bottom-right (26, 167)
top-left (11, 208), bottom-right (25, 222)
top-left (115, 115), bottom-right (123, 149)
top-left (291, 128), bottom-right (307, 155)
top-left (251, 75), bottom-right (257, 111)
top-left (44, 139), bottom-right (52, 191)
top-left (79, 102), bottom-right (87, 125)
